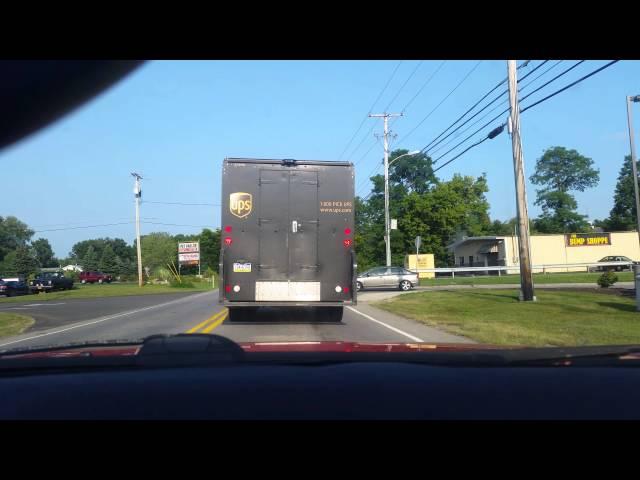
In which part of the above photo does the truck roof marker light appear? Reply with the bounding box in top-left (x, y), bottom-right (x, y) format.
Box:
top-left (224, 226), bottom-right (232, 233)
top-left (343, 239), bottom-right (352, 247)
top-left (344, 228), bottom-right (351, 235)
top-left (224, 237), bottom-right (232, 246)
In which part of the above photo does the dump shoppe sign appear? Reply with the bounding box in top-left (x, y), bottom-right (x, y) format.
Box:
top-left (566, 233), bottom-right (611, 247)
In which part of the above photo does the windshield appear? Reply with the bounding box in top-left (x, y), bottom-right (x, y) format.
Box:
top-left (2, 59), bottom-right (640, 357)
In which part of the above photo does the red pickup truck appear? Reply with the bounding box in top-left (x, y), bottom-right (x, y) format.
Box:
top-left (79, 271), bottom-right (113, 284)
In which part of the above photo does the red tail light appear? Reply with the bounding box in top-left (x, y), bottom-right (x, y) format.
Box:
top-left (344, 228), bottom-right (351, 235)
top-left (224, 225), bottom-right (232, 233)
top-left (224, 237), bottom-right (232, 246)
top-left (343, 239), bottom-right (353, 247)
top-left (343, 286), bottom-right (350, 293)
top-left (225, 285), bottom-right (232, 293)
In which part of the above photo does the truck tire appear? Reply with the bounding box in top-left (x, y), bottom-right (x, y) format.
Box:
top-left (98, 279), bottom-right (103, 284)
top-left (81, 279), bottom-right (86, 284)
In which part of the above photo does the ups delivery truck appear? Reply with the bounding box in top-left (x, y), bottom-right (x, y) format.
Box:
top-left (219, 158), bottom-right (356, 322)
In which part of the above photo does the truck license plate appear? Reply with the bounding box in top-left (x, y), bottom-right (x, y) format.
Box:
top-left (233, 262), bottom-right (252, 273)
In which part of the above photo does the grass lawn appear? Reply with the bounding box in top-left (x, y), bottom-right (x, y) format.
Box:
top-left (0, 280), bottom-right (215, 305)
top-left (0, 313), bottom-right (35, 338)
top-left (373, 289), bottom-right (640, 347)
top-left (419, 271), bottom-right (633, 287)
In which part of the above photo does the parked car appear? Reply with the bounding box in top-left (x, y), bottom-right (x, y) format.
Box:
top-left (79, 271), bottom-right (113, 284)
top-left (356, 266), bottom-right (419, 291)
top-left (0, 279), bottom-right (30, 297)
top-left (588, 256), bottom-right (634, 273)
top-left (29, 272), bottom-right (74, 293)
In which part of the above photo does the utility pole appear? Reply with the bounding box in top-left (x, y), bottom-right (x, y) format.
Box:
top-left (132, 173), bottom-right (144, 288)
top-left (626, 95), bottom-right (640, 248)
top-left (369, 112), bottom-right (402, 267)
top-left (506, 60), bottom-right (535, 301)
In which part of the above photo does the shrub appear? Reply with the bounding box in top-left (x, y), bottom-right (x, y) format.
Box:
top-left (170, 279), bottom-right (195, 288)
top-left (597, 271), bottom-right (618, 288)
top-left (63, 270), bottom-right (80, 282)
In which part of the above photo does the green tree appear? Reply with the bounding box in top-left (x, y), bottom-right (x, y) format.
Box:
top-left (198, 228), bottom-right (221, 272)
top-left (533, 190), bottom-right (590, 233)
top-left (0, 216), bottom-right (34, 262)
top-left (31, 238), bottom-right (57, 267)
top-left (388, 149), bottom-right (438, 195)
top-left (598, 155), bottom-right (639, 231)
top-left (82, 245), bottom-right (99, 271)
top-left (71, 238), bottom-right (134, 264)
top-left (356, 167), bottom-right (493, 268)
top-left (3, 245), bottom-right (39, 277)
top-left (530, 146), bottom-right (599, 233)
top-left (139, 232), bottom-right (177, 272)
top-left (99, 245), bottom-right (118, 274)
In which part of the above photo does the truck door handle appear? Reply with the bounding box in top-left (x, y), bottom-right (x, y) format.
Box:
top-left (292, 220), bottom-right (298, 233)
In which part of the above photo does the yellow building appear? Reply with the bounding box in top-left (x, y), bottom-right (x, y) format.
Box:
top-left (448, 232), bottom-right (640, 273)
top-left (404, 254), bottom-right (435, 278)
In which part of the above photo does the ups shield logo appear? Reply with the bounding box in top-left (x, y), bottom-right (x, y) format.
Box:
top-left (230, 192), bottom-right (252, 218)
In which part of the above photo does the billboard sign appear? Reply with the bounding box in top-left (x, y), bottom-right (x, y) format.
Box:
top-left (565, 233), bottom-right (611, 247)
top-left (178, 242), bottom-right (199, 253)
top-left (179, 252), bottom-right (200, 264)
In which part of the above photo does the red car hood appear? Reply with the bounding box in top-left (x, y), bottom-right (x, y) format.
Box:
top-left (0, 341), bottom-right (519, 359)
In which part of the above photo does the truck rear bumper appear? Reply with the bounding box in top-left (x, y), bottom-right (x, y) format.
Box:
top-left (221, 300), bottom-right (355, 307)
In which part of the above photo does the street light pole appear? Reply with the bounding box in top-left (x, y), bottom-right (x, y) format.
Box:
top-left (132, 173), bottom-right (143, 288)
top-left (626, 95), bottom-right (640, 248)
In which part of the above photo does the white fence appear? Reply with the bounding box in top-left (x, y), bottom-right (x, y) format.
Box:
top-left (413, 261), bottom-right (634, 278)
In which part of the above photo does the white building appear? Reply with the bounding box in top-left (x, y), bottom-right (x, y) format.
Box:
top-left (62, 264), bottom-right (83, 272)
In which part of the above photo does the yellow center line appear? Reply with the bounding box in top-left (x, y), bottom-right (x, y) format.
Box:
top-left (201, 310), bottom-right (228, 333)
top-left (186, 308), bottom-right (228, 334)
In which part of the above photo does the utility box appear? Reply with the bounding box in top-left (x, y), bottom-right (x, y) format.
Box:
top-left (405, 254), bottom-right (435, 279)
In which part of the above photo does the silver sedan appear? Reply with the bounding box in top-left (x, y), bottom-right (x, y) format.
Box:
top-left (356, 266), bottom-right (419, 292)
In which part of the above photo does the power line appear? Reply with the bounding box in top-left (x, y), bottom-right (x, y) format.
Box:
top-left (394, 60), bottom-right (483, 146)
top-left (354, 136), bottom-right (380, 167)
top-left (395, 61), bottom-right (447, 115)
top-left (519, 60), bottom-right (585, 104)
top-left (143, 201), bottom-right (220, 206)
top-left (429, 61), bottom-right (585, 161)
top-left (432, 60), bottom-right (620, 173)
top-left (433, 135), bottom-right (492, 173)
top-left (520, 60), bottom-right (619, 114)
top-left (421, 61), bottom-right (546, 155)
top-left (356, 162), bottom-right (383, 196)
top-left (34, 222), bottom-right (134, 233)
top-left (432, 107), bottom-right (509, 164)
top-left (346, 123), bottom-right (377, 160)
top-left (383, 61), bottom-right (423, 112)
top-left (518, 60), bottom-right (563, 92)
top-left (427, 61), bottom-right (565, 157)
top-left (141, 221), bottom-right (215, 229)
top-left (337, 61), bottom-right (403, 160)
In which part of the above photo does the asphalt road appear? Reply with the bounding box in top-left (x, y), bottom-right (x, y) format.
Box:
top-left (0, 289), bottom-right (472, 352)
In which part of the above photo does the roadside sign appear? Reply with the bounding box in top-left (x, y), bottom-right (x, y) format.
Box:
top-left (178, 242), bottom-right (199, 253)
top-left (179, 252), bottom-right (200, 263)
top-left (390, 219), bottom-right (397, 230)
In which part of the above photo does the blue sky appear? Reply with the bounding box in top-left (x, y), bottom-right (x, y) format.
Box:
top-left (2, 60), bottom-right (638, 258)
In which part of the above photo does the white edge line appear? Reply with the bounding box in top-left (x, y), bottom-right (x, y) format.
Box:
top-left (0, 291), bottom-right (213, 349)
top-left (347, 306), bottom-right (424, 342)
